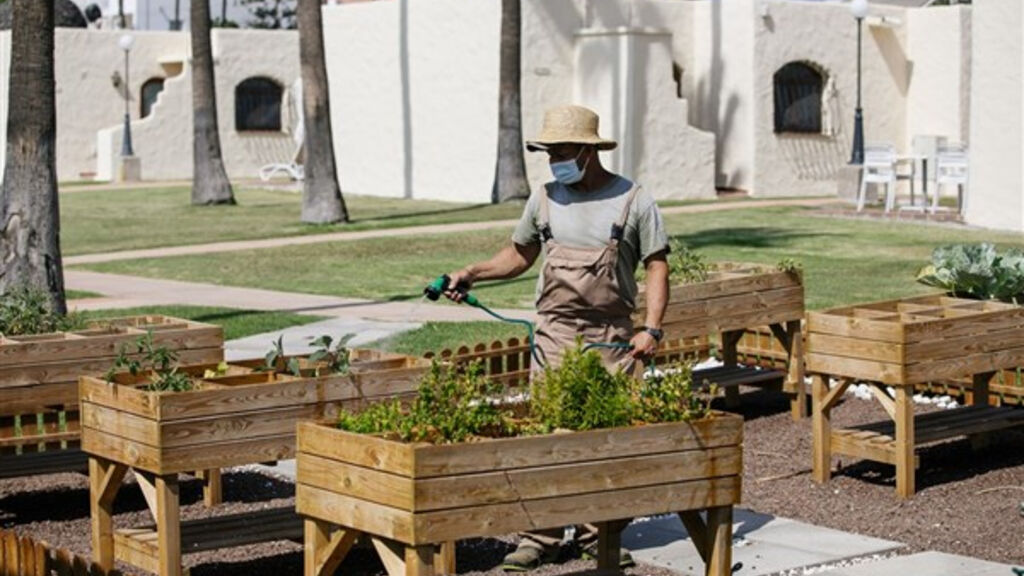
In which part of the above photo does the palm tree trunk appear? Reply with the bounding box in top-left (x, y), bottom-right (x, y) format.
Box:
top-left (492, 0), bottom-right (529, 204)
top-left (191, 0), bottom-right (236, 205)
top-left (297, 0), bottom-right (347, 223)
top-left (0, 0), bottom-right (66, 315)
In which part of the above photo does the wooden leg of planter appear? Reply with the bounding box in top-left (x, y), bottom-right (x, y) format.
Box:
top-left (155, 474), bottom-right (182, 576)
top-left (721, 331), bottom-right (742, 408)
top-left (968, 372), bottom-right (996, 449)
top-left (677, 511), bottom-right (708, 563)
top-left (197, 469), bottom-right (222, 507)
top-left (89, 457), bottom-right (127, 570)
top-left (304, 519), bottom-right (357, 576)
top-left (405, 545), bottom-right (434, 576)
top-left (434, 541), bottom-right (456, 575)
top-left (705, 506), bottom-right (733, 576)
top-left (785, 319), bottom-right (806, 421)
top-left (811, 374), bottom-right (831, 484)
top-left (595, 519), bottom-right (631, 571)
top-left (894, 387), bottom-right (915, 499)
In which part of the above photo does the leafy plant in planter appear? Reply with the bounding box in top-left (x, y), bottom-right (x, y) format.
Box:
top-left (105, 332), bottom-right (194, 392)
top-left (263, 333), bottom-right (356, 377)
top-left (0, 285), bottom-right (84, 336)
top-left (916, 243), bottom-right (1024, 303)
top-left (338, 343), bottom-right (715, 444)
top-left (337, 360), bottom-right (510, 444)
top-left (636, 239), bottom-right (711, 284)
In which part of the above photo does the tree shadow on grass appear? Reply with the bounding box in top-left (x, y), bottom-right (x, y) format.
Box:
top-left (672, 227), bottom-right (834, 250)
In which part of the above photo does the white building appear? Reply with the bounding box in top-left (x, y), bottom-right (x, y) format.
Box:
top-left (69, 0), bottom-right (283, 30)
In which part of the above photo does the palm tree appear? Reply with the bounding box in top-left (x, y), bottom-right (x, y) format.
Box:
top-left (297, 0), bottom-right (348, 223)
top-left (191, 0), bottom-right (236, 205)
top-left (491, 0), bottom-right (529, 204)
top-left (0, 0), bottom-right (67, 314)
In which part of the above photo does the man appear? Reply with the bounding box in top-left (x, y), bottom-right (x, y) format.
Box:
top-left (445, 105), bottom-right (671, 571)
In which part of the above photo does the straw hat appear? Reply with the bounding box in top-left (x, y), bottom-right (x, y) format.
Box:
top-left (526, 105), bottom-right (617, 152)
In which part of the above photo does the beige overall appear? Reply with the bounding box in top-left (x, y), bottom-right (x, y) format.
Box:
top-left (523, 182), bottom-right (641, 551)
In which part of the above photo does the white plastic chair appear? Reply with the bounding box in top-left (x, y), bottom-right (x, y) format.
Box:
top-left (932, 144), bottom-right (969, 215)
top-left (858, 144), bottom-right (899, 212)
top-left (259, 78), bottom-right (305, 182)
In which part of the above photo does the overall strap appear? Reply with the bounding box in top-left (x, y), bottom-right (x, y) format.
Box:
top-left (609, 184), bottom-right (641, 243)
top-left (537, 184), bottom-right (555, 242)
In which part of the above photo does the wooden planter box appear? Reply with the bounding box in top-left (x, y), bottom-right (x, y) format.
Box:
top-left (634, 262), bottom-right (806, 418)
top-left (296, 413), bottom-right (743, 576)
top-left (83, 351), bottom-right (431, 576)
top-left (0, 315), bottom-right (222, 477)
top-left (806, 294), bottom-right (1024, 498)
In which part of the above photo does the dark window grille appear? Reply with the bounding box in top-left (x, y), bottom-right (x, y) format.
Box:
top-left (235, 77), bottom-right (283, 131)
top-left (140, 78), bottom-right (165, 118)
top-left (773, 62), bottom-right (824, 134)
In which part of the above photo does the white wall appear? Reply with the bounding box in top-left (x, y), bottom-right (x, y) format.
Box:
top-left (906, 6), bottom-right (972, 149)
top-left (752, 1), bottom-right (910, 197)
top-left (92, 29), bottom-right (298, 181)
top-left (323, 0), bottom-right (499, 203)
top-left (967, 0), bottom-right (1023, 231)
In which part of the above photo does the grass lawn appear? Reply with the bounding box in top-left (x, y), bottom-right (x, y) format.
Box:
top-left (61, 186), bottom-right (527, 256)
top-left (80, 205), bottom-right (1024, 312)
top-left (367, 321), bottom-right (530, 356)
top-left (66, 289), bottom-right (101, 299)
top-left (79, 305), bottom-right (327, 341)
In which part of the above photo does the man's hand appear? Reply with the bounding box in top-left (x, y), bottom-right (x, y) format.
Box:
top-left (443, 268), bottom-right (475, 303)
top-left (629, 330), bottom-right (658, 359)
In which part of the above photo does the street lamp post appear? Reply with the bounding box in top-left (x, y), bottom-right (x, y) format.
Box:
top-left (119, 34), bottom-right (135, 157)
top-left (849, 0), bottom-right (869, 165)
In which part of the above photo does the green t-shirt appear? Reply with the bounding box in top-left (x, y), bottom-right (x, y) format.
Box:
top-left (511, 176), bottom-right (670, 310)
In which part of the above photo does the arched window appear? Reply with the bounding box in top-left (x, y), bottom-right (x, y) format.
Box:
top-left (773, 62), bottom-right (824, 134)
top-left (235, 77), bottom-right (283, 131)
top-left (140, 78), bottom-right (165, 118)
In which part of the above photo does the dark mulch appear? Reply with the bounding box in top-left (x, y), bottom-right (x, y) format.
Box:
top-left (1, 390), bottom-right (1021, 574)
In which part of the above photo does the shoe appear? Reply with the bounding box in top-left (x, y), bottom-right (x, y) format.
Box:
top-left (581, 541), bottom-right (636, 569)
top-left (502, 542), bottom-right (548, 572)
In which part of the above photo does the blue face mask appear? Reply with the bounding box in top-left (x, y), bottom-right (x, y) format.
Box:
top-left (550, 148), bottom-right (590, 185)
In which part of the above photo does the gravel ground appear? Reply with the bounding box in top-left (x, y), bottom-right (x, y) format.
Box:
top-left (1, 390), bottom-right (1021, 574)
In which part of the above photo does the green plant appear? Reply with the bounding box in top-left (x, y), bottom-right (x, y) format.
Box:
top-left (776, 258), bottom-right (804, 280)
top-left (916, 243), bottom-right (1024, 303)
top-left (635, 364), bottom-right (716, 424)
top-left (307, 334), bottom-right (355, 376)
top-left (264, 335), bottom-right (302, 376)
top-left (530, 342), bottom-right (636, 432)
top-left (637, 239), bottom-right (711, 285)
top-left (0, 285), bottom-right (85, 336)
top-left (105, 333), bottom-right (194, 392)
top-left (337, 361), bottom-right (510, 444)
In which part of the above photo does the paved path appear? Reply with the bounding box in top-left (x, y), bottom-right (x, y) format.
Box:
top-left (66, 269), bottom-right (536, 324)
top-left (66, 197), bottom-right (836, 265)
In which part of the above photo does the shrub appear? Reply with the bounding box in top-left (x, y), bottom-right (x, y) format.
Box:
top-left (0, 285), bottom-right (84, 336)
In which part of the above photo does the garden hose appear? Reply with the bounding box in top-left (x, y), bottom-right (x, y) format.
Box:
top-left (423, 275), bottom-right (655, 373)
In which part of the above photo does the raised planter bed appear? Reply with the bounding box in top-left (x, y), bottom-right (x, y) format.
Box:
top-left (806, 294), bottom-right (1024, 498)
top-left (82, 350), bottom-right (431, 576)
top-left (0, 315), bottom-right (223, 479)
top-left (633, 262), bottom-right (806, 418)
top-left (296, 412), bottom-right (743, 576)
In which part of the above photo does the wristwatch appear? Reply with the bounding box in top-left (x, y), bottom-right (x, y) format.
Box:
top-left (642, 327), bottom-right (664, 342)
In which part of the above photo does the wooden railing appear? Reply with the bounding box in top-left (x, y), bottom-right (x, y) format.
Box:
top-left (0, 529), bottom-right (123, 576)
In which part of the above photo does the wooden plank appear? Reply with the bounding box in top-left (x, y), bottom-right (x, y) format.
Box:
top-left (299, 446), bottom-right (741, 512)
top-left (160, 404), bottom-right (346, 448)
top-left (297, 484), bottom-right (415, 544)
top-left (706, 506), bottom-right (733, 576)
top-left (903, 306), bottom-right (1024, 343)
top-left (371, 537), bottom-right (408, 576)
top-left (0, 382), bottom-right (79, 416)
top-left (410, 415), bottom-right (742, 478)
top-left (0, 348), bottom-right (222, 389)
top-left (806, 311), bottom-right (904, 344)
top-left (805, 353), bottom-right (905, 385)
top-left (635, 268), bottom-right (800, 306)
top-left (677, 511), bottom-right (708, 563)
top-left (655, 287), bottom-right (804, 327)
top-left (830, 432), bottom-right (897, 465)
top-left (89, 457), bottom-right (127, 571)
top-left (661, 303), bottom-right (805, 341)
top-left (904, 345), bottom-right (1024, 384)
top-left (305, 521), bottom-right (357, 576)
top-left (894, 387), bottom-right (915, 499)
top-left (156, 475), bottom-right (182, 576)
top-left (297, 421), bottom-right (415, 476)
top-left (905, 325), bottom-right (1024, 363)
top-left (114, 530), bottom-right (160, 575)
top-left (812, 375), bottom-right (832, 484)
top-left (806, 333), bottom-right (905, 364)
top-left (81, 403), bottom-right (160, 447)
top-left (410, 475), bottom-right (741, 545)
top-left (405, 545), bottom-right (434, 576)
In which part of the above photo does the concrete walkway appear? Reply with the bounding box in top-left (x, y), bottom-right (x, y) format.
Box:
top-left (225, 316), bottom-right (421, 361)
top-left (65, 197), bottom-right (837, 265)
top-left (66, 269), bottom-right (535, 324)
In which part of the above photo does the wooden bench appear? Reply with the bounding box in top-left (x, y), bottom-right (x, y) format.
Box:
top-left (115, 507), bottom-right (303, 574)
